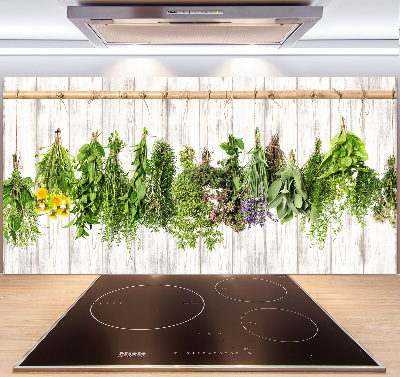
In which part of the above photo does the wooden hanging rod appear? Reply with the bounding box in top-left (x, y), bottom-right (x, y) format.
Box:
top-left (3, 90), bottom-right (397, 100)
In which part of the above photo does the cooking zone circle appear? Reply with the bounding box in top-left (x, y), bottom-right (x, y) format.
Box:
top-left (90, 285), bottom-right (205, 330)
top-left (241, 308), bottom-right (319, 342)
top-left (215, 277), bottom-right (287, 302)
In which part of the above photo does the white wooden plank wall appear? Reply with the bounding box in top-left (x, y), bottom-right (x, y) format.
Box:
top-left (2, 77), bottom-right (397, 274)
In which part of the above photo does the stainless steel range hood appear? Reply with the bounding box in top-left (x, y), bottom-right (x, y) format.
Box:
top-left (67, 5), bottom-right (322, 48)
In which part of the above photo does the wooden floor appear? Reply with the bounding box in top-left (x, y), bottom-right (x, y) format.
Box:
top-left (0, 275), bottom-right (399, 376)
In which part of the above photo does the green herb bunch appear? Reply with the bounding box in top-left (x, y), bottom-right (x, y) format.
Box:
top-left (320, 117), bottom-right (368, 193)
top-left (242, 127), bottom-right (269, 198)
top-left (3, 155), bottom-right (40, 247)
top-left (143, 138), bottom-right (177, 231)
top-left (35, 128), bottom-right (76, 201)
top-left (219, 134), bottom-right (245, 198)
top-left (300, 139), bottom-right (344, 248)
top-left (169, 145), bottom-right (223, 250)
top-left (373, 155), bottom-right (397, 227)
top-left (100, 132), bottom-right (135, 250)
top-left (65, 131), bottom-right (105, 239)
top-left (268, 150), bottom-right (311, 224)
top-left (349, 165), bottom-right (381, 226)
top-left (121, 127), bottom-right (151, 227)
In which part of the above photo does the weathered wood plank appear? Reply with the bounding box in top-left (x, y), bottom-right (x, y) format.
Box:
top-left (166, 77), bottom-right (201, 274)
top-left (231, 77), bottom-right (269, 274)
top-left (263, 77), bottom-right (299, 273)
top-left (297, 77), bottom-right (332, 273)
top-left (361, 77), bottom-right (397, 273)
top-left (101, 77), bottom-right (136, 274)
top-left (68, 77), bottom-right (103, 274)
top-left (131, 76), bottom-right (169, 274)
top-left (330, 77), bottom-right (365, 274)
top-left (198, 77), bottom-right (234, 274)
top-left (3, 78), bottom-right (38, 274)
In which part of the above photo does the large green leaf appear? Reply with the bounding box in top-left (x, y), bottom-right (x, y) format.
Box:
top-left (268, 179), bottom-right (282, 200)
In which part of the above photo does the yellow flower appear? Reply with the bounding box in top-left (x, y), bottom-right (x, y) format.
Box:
top-left (48, 212), bottom-right (58, 220)
top-left (60, 211), bottom-right (69, 217)
top-left (37, 200), bottom-right (44, 206)
top-left (43, 206), bottom-right (51, 212)
top-left (50, 195), bottom-right (63, 207)
top-left (56, 208), bottom-right (64, 215)
top-left (35, 187), bottom-right (48, 200)
top-left (65, 196), bottom-right (72, 204)
top-left (65, 204), bottom-right (71, 212)
top-left (34, 207), bottom-right (42, 213)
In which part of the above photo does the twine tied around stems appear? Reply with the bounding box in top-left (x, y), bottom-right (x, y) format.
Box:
top-left (91, 132), bottom-right (101, 142)
top-left (55, 128), bottom-right (62, 144)
top-left (12, 154), bottom-right (22, 171)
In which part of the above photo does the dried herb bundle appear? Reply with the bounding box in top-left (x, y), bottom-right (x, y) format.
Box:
top-left (265, 133), bottom-right (286, 183)
top-left (65, 131), bottom-right (105, 239)
top-left (143, 138), bottom-right (177, 231)
top-left (3, 155), bottom-right (40, 247)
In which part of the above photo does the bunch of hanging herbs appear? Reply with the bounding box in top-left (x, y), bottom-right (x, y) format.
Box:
top-left (240, 127), bottom-right (275, 228)
top-left (169, 145), bottom-right (223, 250)
top-left (143, 138), bottom-right (177, 231)
top-left (65, 131), bottom-right (105, 239)
top-left (373, 155), bottom-right (397, 227)
top-left (3, 155), bottom-right (41, 247)
top-left (300, 139), bottom-right (344, 248)
top-left (34, 128), bottom-right (75, 220)
top-left (100, 132), bottom-right (135, 250)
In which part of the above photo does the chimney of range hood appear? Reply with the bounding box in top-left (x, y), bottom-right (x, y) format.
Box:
top-left (67, 5), bottom-right (323, 48)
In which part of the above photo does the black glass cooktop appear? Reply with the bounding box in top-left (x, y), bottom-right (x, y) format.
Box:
top-left (14, 275), bottom-right (384, 372)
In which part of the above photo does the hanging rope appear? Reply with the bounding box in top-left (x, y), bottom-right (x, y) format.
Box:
top-left (182, 92), bottom-right (190, 145)
top-left (311, 89), bottom-right (317, 131)
top-left (13, 85), bottom-right (21, 171)
top-left (332, 88), bottom-right (344, 126)
top-left (161, 90), bottom-right (167, 139)
top-left (138, 91), bottom-right (151, 129)
top-left (392, 87), bottom-right (396, 156)
top-left (253, 86), bottom-right (257, 145)
top-left (15, 85), bottom-right (19, 154)
top-left (207, 88), bottom-right (211, 153)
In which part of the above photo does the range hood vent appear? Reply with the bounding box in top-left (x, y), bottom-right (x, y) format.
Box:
top-left (67, 5), bottom-right (322, 48)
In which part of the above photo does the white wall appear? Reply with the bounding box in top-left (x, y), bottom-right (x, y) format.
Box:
top-left (0, 55), bottom-right (399, 77)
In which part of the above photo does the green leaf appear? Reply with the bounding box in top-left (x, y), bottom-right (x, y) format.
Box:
top-left (236, 139), bottom-right (244, 150)
top-left (62, 219), bottom-right (75, 228)
top-left (294, 192), bottom-right (303, 208)
top-left (276, 200), bottom-right (287, 219)
top-left (137, 184), bottom-right (146, 200)
top-left (90, 192), bottom-right (96, 201)
top-left (268, 179), bottom-right (282, 200)
top-left (3, 196), bottom-right (12, 208)
top-left (281, 210), bottom-right (294, 224)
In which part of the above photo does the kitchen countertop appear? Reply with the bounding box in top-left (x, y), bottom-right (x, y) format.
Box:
top-left (1, 274), bottom-right (399, 376)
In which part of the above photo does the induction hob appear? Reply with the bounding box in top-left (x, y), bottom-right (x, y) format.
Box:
top-left (14, 275), bottom-right (385, 372)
